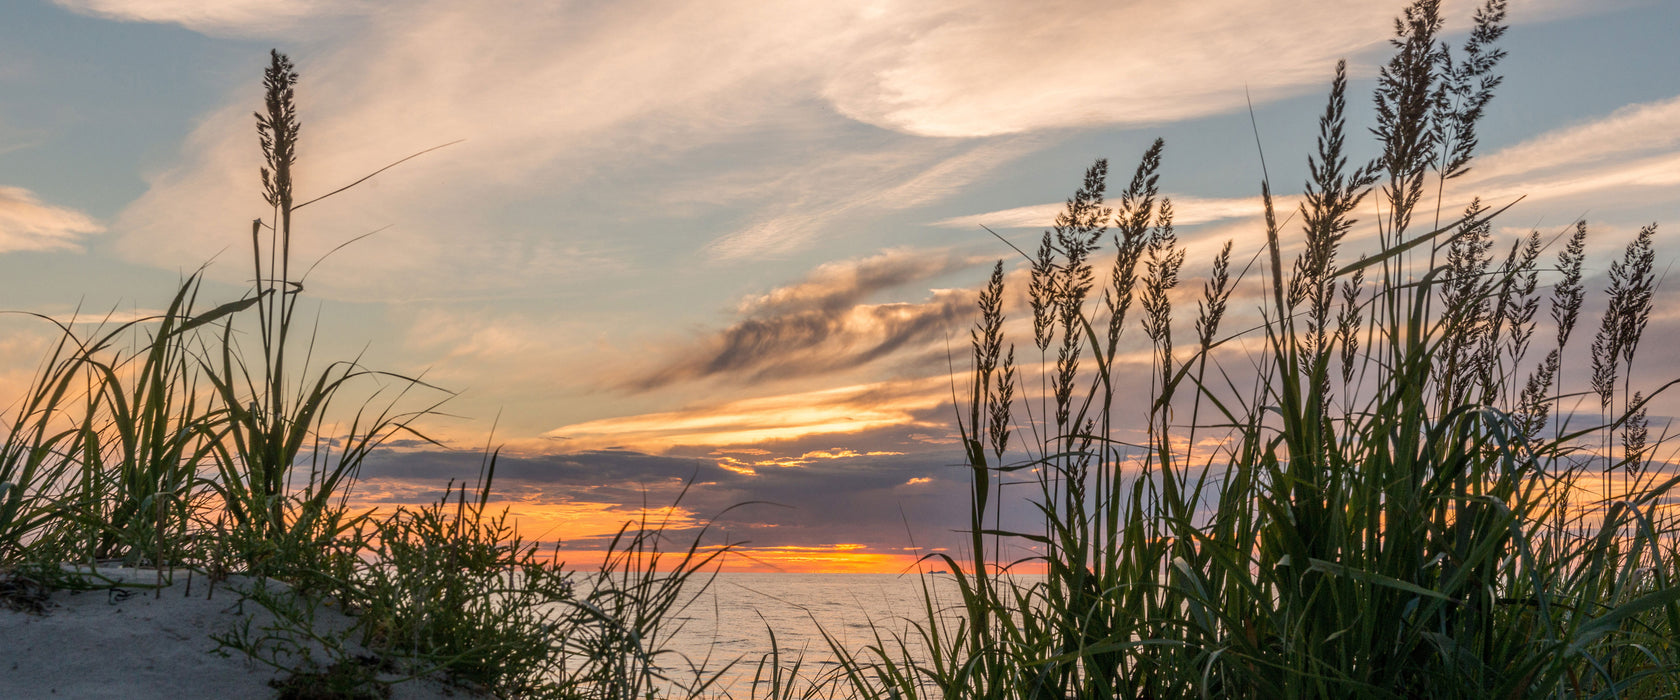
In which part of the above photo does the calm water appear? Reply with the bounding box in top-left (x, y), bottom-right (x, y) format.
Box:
top-left (657, 572), bottom-right (971, 696)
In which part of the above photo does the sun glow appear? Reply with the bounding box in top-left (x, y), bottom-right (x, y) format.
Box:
top-left (543, 543), bottom-right (933, 574)
top-left (345, 495), bottom-right (933, 573)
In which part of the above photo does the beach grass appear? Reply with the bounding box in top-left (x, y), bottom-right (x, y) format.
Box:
top-left (793, 1), bottom-right (1680, 698)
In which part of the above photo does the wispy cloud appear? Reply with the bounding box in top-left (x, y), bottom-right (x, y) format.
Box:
top-left (0, 185), bottom-right (103, 253)
top-left (1475, 94), bottom-right (1680, 182)
top-left (712, 447), bottom-right (907, 475)
top-left (52, 0), bottom-right (367, 35)
top-left (98, 0), bottom-right (1603, 297)
top-left (107, 1), bottom-right (876, 296)
top-left (700, 138), bottom-right (1039, 261)
top-left (933, 194), bottom-right (1267, 231)
top-left (1346, 92), bottom-right (1680, 228)
top-left (1456, 110), bottom-right (1680, 223)
top-left (821, 0), bottom-right (1587, 138)
top-left (641, 298), bottom-right (965, 388)
top-left (939, 88), bottom-right (1680, 264)
top-left (702, 210), bottom-right (836, 263)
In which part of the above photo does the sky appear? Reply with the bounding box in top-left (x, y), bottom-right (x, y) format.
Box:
top-left (2, 0), bottom-right (1679, 572)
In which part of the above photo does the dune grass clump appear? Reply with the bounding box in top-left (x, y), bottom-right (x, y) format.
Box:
top-left (342, 478), bottom-right (571, 693)
top-left (795, 1), bottom-right (1680, 698)
top-left (219, 468), bottom-right (732, 699)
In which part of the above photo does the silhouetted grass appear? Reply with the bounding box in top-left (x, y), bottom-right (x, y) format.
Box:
top-left (790, 1), bottom-right (1680, 698)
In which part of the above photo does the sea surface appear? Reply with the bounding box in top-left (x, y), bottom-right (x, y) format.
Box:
top-left (656, 572), bottom-right (973, 697)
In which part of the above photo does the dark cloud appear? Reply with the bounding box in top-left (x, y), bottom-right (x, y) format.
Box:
top-left (353, 439), bottom-right (1022, 559)
top-left (633, 297), bottom-right (970, 390)
top-left (740, 248), bottom-right (980, 315)
top-left (628, 248), bottom-right (986, 391)
top-left (363, 448), bottom-right (728, 487)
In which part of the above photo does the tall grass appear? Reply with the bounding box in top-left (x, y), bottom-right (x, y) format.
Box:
top-left (0, 276), bottom-right (254, 569)
top-left (70, 277), bottom-right (253, 569)
top-left (814, 0), bottom-right (1680, 697)
top-left (192, 52), bottom-right (444, 584)
top-left (0, 320), bottom-right (98, 564)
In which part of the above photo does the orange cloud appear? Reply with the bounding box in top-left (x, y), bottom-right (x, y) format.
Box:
top-left (345, 494), bottom-right (704, 544)
top-left (712, 446), bottom-right (908, 473)
top-left (546, 378), bottom-right (951, 452)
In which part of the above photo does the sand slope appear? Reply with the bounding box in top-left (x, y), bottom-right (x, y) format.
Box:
top-left (0, 566), bottom-right (462, 699)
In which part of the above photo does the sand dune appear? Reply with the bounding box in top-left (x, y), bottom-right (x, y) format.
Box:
top-left (0, 566), bottom-right (461, 699)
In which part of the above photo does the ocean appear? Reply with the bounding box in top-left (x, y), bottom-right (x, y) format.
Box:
top-left (656, 572), bottom-right (971, 697)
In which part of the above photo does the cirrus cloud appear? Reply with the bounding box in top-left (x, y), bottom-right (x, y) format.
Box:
top-left (51, 0), bottom-right (368, 35)
top-left (99, 0), bottom-right (1604, 299)
top-left (0, 185), bottom-right (103, 253)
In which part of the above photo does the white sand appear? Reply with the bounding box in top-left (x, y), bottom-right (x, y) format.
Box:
top-left (0, 566), bottom-right (464, 699)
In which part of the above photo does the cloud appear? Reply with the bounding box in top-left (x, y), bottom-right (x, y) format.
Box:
top-left (1481, 152), bottom-right (1680, 208)
top-left (1475, 94), bottom-right (1680, 182)
top-left (0, 186), bottom-right (104, 253)
top-left (933, 89), bottom-right (1680, 274)
top-left (632, 248), bottom-right (984, 389)
top-left (739, 247), bottom-right (982, 315)
top-left (546, 377), bottom-right (952, 452)
top-left (1449, 93), bottom-right (1680, 216)
top-left (700, 138), bottom-right (1039, 261)
top-left (662, 298), bottom-right (965, 385)
top-left (360, 246), bottom-right (1001, 454)
top-left (106, 1), bottom-right (877, 297)
top-left (52, 0), bottom-right (367, 35)
top-left (820, 0), bottom-right (1585, 138)
top-left (712, 447), bottom-right (907, 475)
top-left (101, 0), bottom-right (1601, 297)
top-left (353, 442), bottom-right (1001, 568)
top-left (933, 194), bottom-right (1267, 231)
top-left (587, 234), bottom-right (1267, 453)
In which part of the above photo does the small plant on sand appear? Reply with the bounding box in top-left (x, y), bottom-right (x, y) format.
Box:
top-left (349, 473), bottom-right (576, 695)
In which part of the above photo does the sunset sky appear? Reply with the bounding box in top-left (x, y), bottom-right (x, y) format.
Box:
top-left (2, 0), bottom-right (1678, 571)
